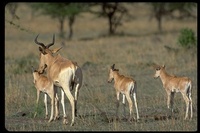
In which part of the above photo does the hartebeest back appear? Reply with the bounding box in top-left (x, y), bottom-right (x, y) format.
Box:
top-left (154, 65), bottom-right (193, 119)
top-left (32, 65), bottom-right (59, 122)
top-left (34, 34), bottom-right (82, 126)
top-left (107, 64), bottom-right (139, 121)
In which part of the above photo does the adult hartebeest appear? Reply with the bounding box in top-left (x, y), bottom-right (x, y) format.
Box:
top-left (34, 34), bottom-right (83, 126)
top-left (32, 64), bottom-right (60, 122)
top-left (154, 65), bottom-right (193, 119)
top-left (107, 64), bottom-right (139, 121)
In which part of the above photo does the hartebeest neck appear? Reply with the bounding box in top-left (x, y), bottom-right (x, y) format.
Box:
top-left (45, 53), bottom-right (59, 66)
top-left (33, 73), bottom-right (40, 81)
top-left (159, 69), bottom-right (171, 85)
top-left (40, 53), bottom-right (56, 79)
top-left (113, 71), bottom-right (121, 83)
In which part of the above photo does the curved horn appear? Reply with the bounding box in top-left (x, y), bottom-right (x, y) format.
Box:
top-left (46, 34), bottom-right (55, 48)
top-left (35, 34), bottom-right (46, 48)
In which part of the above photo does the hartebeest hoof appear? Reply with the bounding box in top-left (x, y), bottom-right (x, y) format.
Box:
top-left (70, 122), bottom-right (74, 126)
top-left (48, 119), bottom-right (53, 123)
top-left (54, 116), bottom-right (60, 120)
top-left (63, 118), bottom-right (69, 125)
top-left (45, 115), bottom-right (48, 120)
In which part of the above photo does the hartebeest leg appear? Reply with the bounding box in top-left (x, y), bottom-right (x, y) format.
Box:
top-left (133, 92), bottom-right (139, 120)
top-left (125, 93), bottom-right (133, 121)
top-left (182, 93), bottom-right (190, 120)
top-left (44, 93), bottom-right (48, 119)
top-left (116, 92), bottom-right (120, 118)
top-left (122, 94), bottom-right (126, 118)
top-left (166, 92), bottom-right (171, 111)
top-left (74, 84), bottom-right (80, 117)
top-left (189, 93), bottom-right (193, 119)
top-left (187, 84), bottom-right (193, 119)
top-left (189, 99), bottom-right (193, 119)
top-left (63, 86), bottom-right (75, 126)
top-left (48, 91), bottom-right (55, 123)
top-left (34, 90), bottom-right (40, 118)
top-left (61, 89), bottom-right (67, 122)
top-left (170, 92), bottom-right (175, 113)
top-left (54, 88), bottom-right (60, 120)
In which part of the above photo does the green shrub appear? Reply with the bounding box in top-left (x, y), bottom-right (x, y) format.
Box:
top-left (177, 28), bottom-right (197, 49)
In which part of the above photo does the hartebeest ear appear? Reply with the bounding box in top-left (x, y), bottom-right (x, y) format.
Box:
top-left (111, 64), bottom-right (115, 70)
top-left (31, 66), bottom-right (37, 73)
top-left (31, 66), bottom-right (35, 73)
top-left (162, 64), bottom-right (165, 68)
top-left (39, 47), bottom-right (47, 54)
top-left (51, 47), bottom-right (62, 54)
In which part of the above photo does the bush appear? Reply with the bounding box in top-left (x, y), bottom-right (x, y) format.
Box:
top-left (177, 28), bottom-right (197, 49)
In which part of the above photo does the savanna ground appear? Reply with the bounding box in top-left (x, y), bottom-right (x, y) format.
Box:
top-left (5, 3), bottom-right (197, 131)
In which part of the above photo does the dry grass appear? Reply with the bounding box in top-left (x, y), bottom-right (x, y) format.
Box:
top-left (5, 3), bottom-right (197, 131)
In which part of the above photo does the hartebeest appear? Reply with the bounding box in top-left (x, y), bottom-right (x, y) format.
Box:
top-left (32, 64), bottom-right (59, 122)
top-left (34, 34), bottom-right (82, 126)
top-left (107, 64), bottom-right (139, 121)
top-left (154, 65), bottom-right (193, 119)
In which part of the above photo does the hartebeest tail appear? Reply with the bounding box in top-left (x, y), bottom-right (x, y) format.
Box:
top-left (154, 65), bottom-right (193, 119)
top-left (108, 64), bottom-right (139, 121)
top-left (32, 65), bottom-right (59, 122)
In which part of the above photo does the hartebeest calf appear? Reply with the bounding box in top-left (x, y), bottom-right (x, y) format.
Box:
top-left (154, 65), bottom-right (193, 119)
top-left (107, 64), bottom-right (139, 121)
top-left (34, 34), bottom-right (82, 126)
top-left (32, 64), bottom-right (59, 122)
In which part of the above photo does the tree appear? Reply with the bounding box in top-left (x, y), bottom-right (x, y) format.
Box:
top-left (30, 3), bottom-right (88, 41)
top-left (89, 2), bottom-right (127, 35)
top-left (149, 3), bottom-right (197, 33)
top-left (64, 3), bottom-right (89, 40)
top-left (172, 3), bottom-right (197, 19)
top-left (102, 3), bottom-right (127, 35)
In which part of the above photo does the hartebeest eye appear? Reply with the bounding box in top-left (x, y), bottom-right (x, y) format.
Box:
top-left (39, 47), bottom-right (48, 55)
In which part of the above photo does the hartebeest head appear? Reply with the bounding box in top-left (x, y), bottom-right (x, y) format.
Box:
top-left (35, 34), bottom-right (62, 54)
top-left (154, 65), bottom-right (165, 79)
top-left (34, 34), bottom-right (62, 73)
top-left (32, 64), bottom-right (47, 84)
top-left (108, 64), bottom-right (119, 83)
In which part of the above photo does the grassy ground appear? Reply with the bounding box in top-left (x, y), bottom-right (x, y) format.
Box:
top-left (5, 3), bottom-right (197, 131)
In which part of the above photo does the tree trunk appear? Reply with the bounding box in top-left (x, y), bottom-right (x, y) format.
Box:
top-left (154, 4), bottom-right (163, 33)
top-left (102, 3), bottom-right (118, 35)
top-left (59, 17), bottom-right (65, 39)
top-left (157, 15), bottom-right (162, 33)
top-left (109, 15), bottom-right (114, 35)
top-left (68, 15), bottom-right (75, 40)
